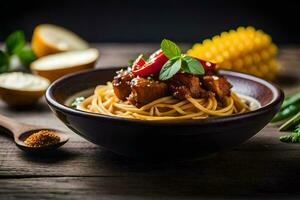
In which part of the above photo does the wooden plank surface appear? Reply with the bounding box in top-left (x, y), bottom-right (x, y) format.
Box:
top-left (0, 44), bottom-right (300, 199)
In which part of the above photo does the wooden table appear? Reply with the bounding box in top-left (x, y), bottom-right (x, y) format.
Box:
top-left (1, 44), bottom-right (300, 199)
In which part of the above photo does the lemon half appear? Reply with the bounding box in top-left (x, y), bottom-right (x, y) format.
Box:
top-left (32, 24), bottom-right (89, 57)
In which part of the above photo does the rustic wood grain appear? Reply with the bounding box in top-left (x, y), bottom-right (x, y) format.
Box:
top-left (0, 44), bottom-right (300, 199)
top-left (1, 176), bottom-right (300, 199)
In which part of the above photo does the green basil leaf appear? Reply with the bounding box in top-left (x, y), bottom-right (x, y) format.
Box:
top-left (128, 59), bottom-right (134, 66)
top-left (18, 47), bottom-right (37, 67)
top-left (0, 51), bottom-right (9, 73)
top-left (181, 59), bottom-right (191, 73)
top-left (160, 39), bottom-right (181, 59)
top-left (5, 30), bottom-right (26, 55)
top-left (183, 56), bottom-right (204, 75)
top-left (159, 59), bottom-right (175, 80)
top-left (159, 58), bottom-right (181, 80)
top-left (71, 97), bottom-right (85, 108)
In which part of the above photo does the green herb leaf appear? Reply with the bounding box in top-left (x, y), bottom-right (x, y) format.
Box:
top-left (181, 59), bottom-right (191, 73)
top-left (5, 30), bottom-right (26, 55)
top-left (296, 124), bottom-right (300, 133)
top-left (147, 76), bottom-right (154, 80)
top-left (281, 92), bottom-right (300, 110)
top-left (182, 56), bottom-right (205, 75)
top-left (280, 132), bottom-right (300, 143)
top-left (71, 97), bottom-right (85, 108)
top-left (0, 51), bottom-right (9, 73)
top-left (279, 111), bottom-right (300, 131)
top-left (18, 47), bottom-right (36, 67)
top-left (279, 123), bottom-right (300, 143)
top-left (159, 58), bottom-right (181, 80)
top-left (160, 39), bottom-right (181, 59)
top-left (128, 59), bottom-right (134, 66)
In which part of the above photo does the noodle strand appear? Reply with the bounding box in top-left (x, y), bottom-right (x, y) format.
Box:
top-left (78, 83), bottom-right (249, 120)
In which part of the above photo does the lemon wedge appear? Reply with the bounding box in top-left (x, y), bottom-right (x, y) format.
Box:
top-left (30, 48), bottom-right (99, 82)
top-left (32, 24), bottom-right (89, 57)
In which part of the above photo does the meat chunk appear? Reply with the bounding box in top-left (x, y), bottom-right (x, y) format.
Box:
top-left (202, 75), bottom-right (232, 99)
top-left (129, 77), bottom-right (168, 107)
top-left (112, 69), bottom-right (134, 100)
top-left (168, 73), bottom-right (207, 100)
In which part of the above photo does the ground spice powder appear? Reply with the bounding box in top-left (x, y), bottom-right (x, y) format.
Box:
top-left (24, 130), bottom-right (60, 147)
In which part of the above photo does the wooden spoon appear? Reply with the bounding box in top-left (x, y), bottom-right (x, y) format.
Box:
top-left (0, 114), bottom-right (69, 152)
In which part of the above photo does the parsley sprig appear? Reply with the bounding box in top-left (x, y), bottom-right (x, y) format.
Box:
top-left (0, 30), bottom-right (36, 73)
top-left (71, 96), bottom-right (85, 108)
top-left (280, 124), bottom-right (300, 143)
top-left (159, 39), bottom-right (204, 80)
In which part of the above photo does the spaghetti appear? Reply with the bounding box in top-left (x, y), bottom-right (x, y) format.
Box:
top-left (78, 82), bottom-right (250, 121)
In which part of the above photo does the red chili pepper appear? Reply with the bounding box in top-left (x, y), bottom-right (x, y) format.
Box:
top-left (196, 58), bottom-right (216, 74)
top-left (132, 54), bottom-right (146, 71)
top-left (132, 49), bottom-right (168, 77)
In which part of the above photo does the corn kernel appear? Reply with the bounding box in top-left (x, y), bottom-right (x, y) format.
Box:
top-left (244, 55), bottom-right (253, 66)
top-left (187, 26), bottom-right (278, 80)
top-left (252, 53), bottom-right (261, 63)
top-left (261, 50), bottom-right (269, 61)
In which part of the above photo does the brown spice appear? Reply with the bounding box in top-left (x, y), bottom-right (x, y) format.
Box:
top-left (24, 130), bottom-right (60, 147)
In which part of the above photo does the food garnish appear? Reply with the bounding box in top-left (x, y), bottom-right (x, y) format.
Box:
top-left (281, 92), bottom-right (300, 110)
top-left (130, 39), bottom-right (213, 80)
top-left (132, 49), bottom-right (168, 77)
top-left (271, 92), bottom-right (300, 143)
top-left (272, 104), bottom-right (300, 123)
top-left (188, 26), bottom-right (278, 80)
top-left (273, 92), bottom-right (300, 125)
top-left (24, 130), bottom-right (60, 147)
top-left (0, 31), bottom-right (36, 73)
top-left (131, 54), bottom-right (146, 72)
top-left (280, 124), bottom-right (300, 143)
top-left (279, 111), bottom-right (300, 132)
top-left (159, 39), bottom-right (205, 80)
top-left (32, 24), bottom-right (89, 57)
top-left (272, 91), bottom-right (300, 123)
top-left (31, 48), bottom-right (99, 82)
top-left (71, 97), bottom-right (85, 108)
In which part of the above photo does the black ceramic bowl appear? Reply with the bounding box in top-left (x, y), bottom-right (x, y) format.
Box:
top-left (46, 68), bottom-right (284, 160)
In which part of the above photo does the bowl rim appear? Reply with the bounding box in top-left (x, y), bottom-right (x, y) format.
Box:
top-left (45, 67), bottom-right (284, 126)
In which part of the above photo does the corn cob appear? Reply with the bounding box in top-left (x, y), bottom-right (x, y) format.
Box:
top-left (187, 26), bottom-right (279, 80)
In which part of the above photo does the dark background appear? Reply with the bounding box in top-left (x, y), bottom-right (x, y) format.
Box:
top-left (1, 0), bottom-right (299, 44)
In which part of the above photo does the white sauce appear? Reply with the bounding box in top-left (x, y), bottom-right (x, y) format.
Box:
top-left (65, 88), bottom-right (94, 106)
top-left (0, 72), bottom-right (50, 91)
top-left (237, 93), bottom-right (261, 111)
